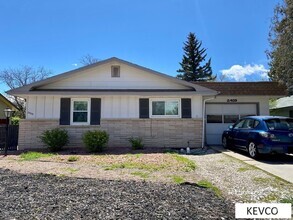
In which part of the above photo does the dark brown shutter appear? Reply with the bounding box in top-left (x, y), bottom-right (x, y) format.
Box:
top-left (139, 98), bottom-right (149, 118)
top-left (91, 98), bottom-right (101, 125)
top-left (181, 98), bottom-right (191, 118)
top-left (60, 98), bottom-right (71, 125)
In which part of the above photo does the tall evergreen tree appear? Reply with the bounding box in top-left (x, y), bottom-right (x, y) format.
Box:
top-left (267, 0), bottom-right (293, 93)
top-left (177, 33), bottom-right (215, 81)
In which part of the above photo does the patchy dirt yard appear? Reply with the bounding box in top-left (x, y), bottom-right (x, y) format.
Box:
top-left (0, 148), bottom-right (292, 203)
top-left (0, 147), bottom-right (292, 219)
top-left (0, 150), bottom-right (199, 184)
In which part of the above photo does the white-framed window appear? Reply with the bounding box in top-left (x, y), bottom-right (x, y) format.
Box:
top-left (111, 65), bottom-right (120, 77)
top-left (150, 98), bottom-right (181, 118)
top-left (71, 98), bottom-right (90, 125)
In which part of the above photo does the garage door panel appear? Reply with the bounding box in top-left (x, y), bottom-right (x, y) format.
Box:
top-left (206, 104), bottom-right (222, 114)
top-left (222, 104), bottom-right (239, 114)
top-left (206, 124), bottom-right (230, 134)
top-left (239, 104), bottom-right (257, 115)
top-left (206, 134), bottom-right (222, 146)
top-left (206, 103), bottom-right (257, 145)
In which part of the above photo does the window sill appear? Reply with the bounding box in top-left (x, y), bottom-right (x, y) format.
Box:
top-left (60, 124), bottom-right (101, 128)
top-left (150, 116), bottom-right (181, 119)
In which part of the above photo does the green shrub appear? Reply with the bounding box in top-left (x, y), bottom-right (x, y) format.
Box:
top-left (11, 116), bottom-right (20, 125)
top-left (40, 128), bottom-right (69, 152)
top-left (82, 130), bottom-right (109, 152)
top-left (129, 137), bottom-right (144, 150)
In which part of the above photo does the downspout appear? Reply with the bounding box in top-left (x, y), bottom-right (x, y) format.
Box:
top-left (202, 96), bottom-right (216, 149)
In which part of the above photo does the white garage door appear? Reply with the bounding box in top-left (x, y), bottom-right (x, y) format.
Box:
top-left (206, 103), bottom-right (257, 145)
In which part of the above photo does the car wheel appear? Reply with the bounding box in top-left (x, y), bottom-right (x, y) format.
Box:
top-left (222, 137), bottom-right (229, 149)
top-left (248, 141), bottom-right (258, 159)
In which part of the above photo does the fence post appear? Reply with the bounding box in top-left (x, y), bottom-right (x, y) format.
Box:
top-left (4, 117), bottom-right (9, 156)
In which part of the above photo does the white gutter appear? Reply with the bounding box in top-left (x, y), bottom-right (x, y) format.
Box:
top-left (202, 96), bottom-right (216, 148)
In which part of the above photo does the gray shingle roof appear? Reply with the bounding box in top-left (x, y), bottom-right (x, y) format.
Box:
top-left (192, 82), bottom-right (287, 96)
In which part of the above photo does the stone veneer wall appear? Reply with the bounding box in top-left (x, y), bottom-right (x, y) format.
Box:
top-left (18, 119), bottom-right (203, 150)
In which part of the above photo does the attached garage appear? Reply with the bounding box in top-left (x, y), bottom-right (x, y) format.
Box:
top-left (193, 82), bottom-right (288, 146)
top-left (206, 103), bottom-right (258, 145)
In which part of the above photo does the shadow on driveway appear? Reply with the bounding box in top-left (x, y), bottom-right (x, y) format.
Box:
top-left (212, 145), bottom-right (293, 164)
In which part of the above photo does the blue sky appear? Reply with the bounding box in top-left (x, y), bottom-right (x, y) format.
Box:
top-left (0, 0), bottom-right (280, 92)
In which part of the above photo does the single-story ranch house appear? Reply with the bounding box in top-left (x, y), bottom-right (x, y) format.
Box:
top-left (7, 57), bottom-right (287, 150)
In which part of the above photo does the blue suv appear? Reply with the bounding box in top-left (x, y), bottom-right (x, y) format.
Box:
top-left (222, 116), bottom-right (293, 158)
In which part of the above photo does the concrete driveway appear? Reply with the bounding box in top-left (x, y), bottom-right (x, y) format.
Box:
top-left (212, 146), bottom-right (293, 183)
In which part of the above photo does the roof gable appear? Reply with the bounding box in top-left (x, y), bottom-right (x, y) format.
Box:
top-left (7, 57), bottom-right (217, 96)
top-left (38, 61), bottom-right (191, 90)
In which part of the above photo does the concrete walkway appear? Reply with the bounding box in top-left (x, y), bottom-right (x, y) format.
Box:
top-left (211, 146), bottom-right (293, 184)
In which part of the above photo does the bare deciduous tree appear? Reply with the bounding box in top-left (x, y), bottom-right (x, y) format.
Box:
top-left (0, 66), bottom-right (51, 118)
top-left (80, 54), bottom-right (100, 66)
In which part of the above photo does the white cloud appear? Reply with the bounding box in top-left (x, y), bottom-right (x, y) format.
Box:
top-left (72, 63), bottom-right (78, 67)
top-left (220, 64), bottom-right (269, 81)
top-left (260, 71), bottom-right (269, 80)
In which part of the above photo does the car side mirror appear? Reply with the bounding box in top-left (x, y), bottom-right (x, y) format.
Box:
top-left (228, 125), bottom-right (233, 129)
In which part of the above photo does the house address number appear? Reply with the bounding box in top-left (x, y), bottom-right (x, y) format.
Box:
top-left (227, 99), bottom-right (237, 103)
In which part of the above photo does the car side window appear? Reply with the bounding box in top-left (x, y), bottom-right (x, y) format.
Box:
top-left (253, 120), bottom-right (260, 128)
top-left (242, 119), bottom-right (255, 129)
top-left (234, 119), bottom-right (245, 129)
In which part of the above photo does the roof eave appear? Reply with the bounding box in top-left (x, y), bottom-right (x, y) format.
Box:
top-left (10, 90), bottom-right (218, 97)
top-left (215, 94), bottom-right (286, 97)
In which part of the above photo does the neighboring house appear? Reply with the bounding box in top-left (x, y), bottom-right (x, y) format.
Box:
top-left (7, 57), bottom-right (287, 149)
top-left (270, 96), bottom-right (293, 117)
top-left (0, 94), bottom-right (18, 124)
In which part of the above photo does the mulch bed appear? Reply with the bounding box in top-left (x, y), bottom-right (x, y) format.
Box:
top-left (0, 168), bottom-right (234, 219)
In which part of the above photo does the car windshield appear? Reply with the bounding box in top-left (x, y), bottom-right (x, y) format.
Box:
top-left (265, 118), bottom-right (293, 131)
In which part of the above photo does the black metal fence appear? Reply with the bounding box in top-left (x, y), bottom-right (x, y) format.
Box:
top-left (0, 125), bottom-right (19, 151)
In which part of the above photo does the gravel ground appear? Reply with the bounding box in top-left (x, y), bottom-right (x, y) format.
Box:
top-left (187, 149), bottom-right (293, 203)
top-left (0, 169), bottom-right (234, 219)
